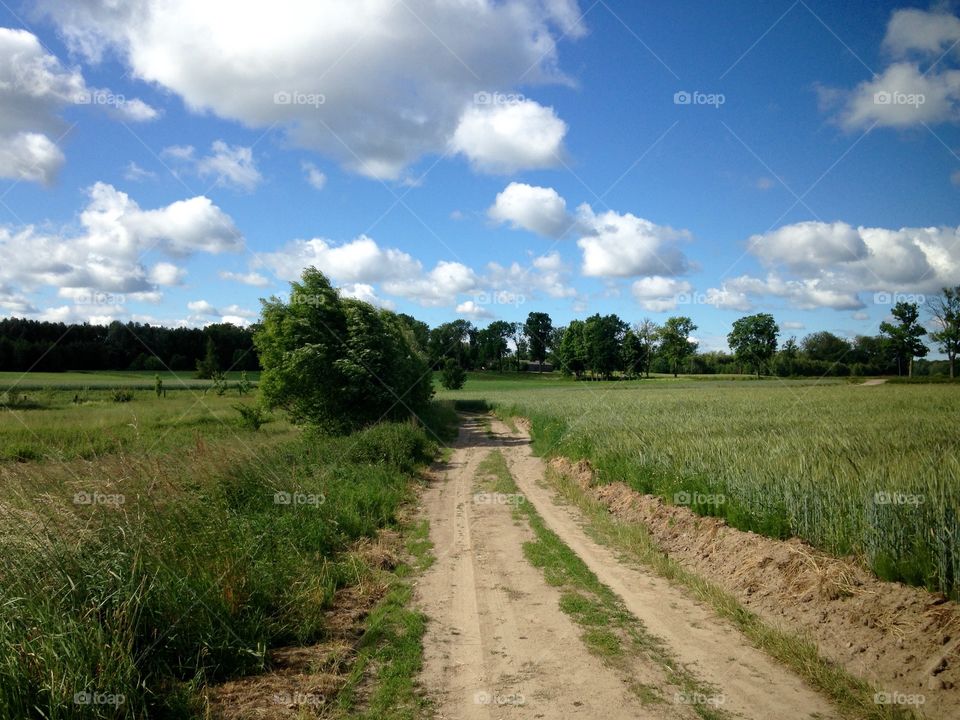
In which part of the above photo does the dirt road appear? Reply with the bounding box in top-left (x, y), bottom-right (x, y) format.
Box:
top-left (414, 415), bottom-right (839, 719)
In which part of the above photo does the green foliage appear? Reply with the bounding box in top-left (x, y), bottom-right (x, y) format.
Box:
top-left (880, 301), bottom-right (929, 376)
top-left (439, 358), bottom-right (466, 390)
top-left (237, 370), bottom-right (252, 395)
top-left (111, 388), bottom-right (134, 403)
top-left (657, 316), bottom-right (698, 377)
top-left (928, 286), bottom-right (960, 378)
top-left (554, 319), bottom-right (587, 377)
top-left (583, 313), bottom-right (627, 379)
top-left (211, 370), bottom-right (228, 396)
top-left (255, 268), bottom-right (433, 433)
top-left (233, 402), bottom-right (268, 430)
top-left (727, 313), bottom-right (779, 377)
top-left (335, 421), bottom-right (436, 473)
top-left (523, 311), bottom-right (553, 368)
top-left (195, 336), bottom-right (220, 379)
top-left (153, 373), bottom-right (163, 398)
top-left (0, 418), bottom-right (441, 718)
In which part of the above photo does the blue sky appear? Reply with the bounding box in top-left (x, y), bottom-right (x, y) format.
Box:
top-left (0, 0), bottom-right (958, 351)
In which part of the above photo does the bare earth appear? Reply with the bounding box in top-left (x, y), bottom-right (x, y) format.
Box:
top-left (414, 415), bottom-right (838, 719)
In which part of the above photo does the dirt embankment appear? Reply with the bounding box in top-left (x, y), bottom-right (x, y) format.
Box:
top-left (549, 455), bottom-right (960, 718)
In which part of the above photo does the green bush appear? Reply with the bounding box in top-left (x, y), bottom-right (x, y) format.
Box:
top-left (440, 358), bottom-right (466, 390)
top-left (255, 268), bottom-right (433, 433)
top-left (233, 403), bottom-right (268, 430)
top-left (339, 422), bottom-right (436, 473)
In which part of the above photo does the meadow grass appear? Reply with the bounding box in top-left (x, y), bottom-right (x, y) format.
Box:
top-left (0, 389), bottom-right (452, 718)
top-left (440, 372), bottom-right (960, 598)
top-left (0, 386), bottom-right (283, 461)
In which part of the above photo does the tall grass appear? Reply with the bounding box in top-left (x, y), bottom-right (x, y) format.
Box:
top-left (0, 418), bottom-right (438, 718)
top-left (445, 377), bottom-right (960, 599)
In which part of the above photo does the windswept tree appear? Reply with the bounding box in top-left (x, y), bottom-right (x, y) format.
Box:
top-left (523, 312), bottom-right (553, 371)
top-left (880, 301), bottom-right (928, 377)
top-left (928, 286), bottom-right (960, 378)
top-left (658, 316), bottom-right (698, 377)
top-left (727, 313), bottom-right (779, 377)
top-left (255, 267), bottom-right (432, 433)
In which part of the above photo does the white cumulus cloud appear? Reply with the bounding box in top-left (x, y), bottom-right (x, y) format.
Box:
top-left (488, 182), bottom-right (574, 238)
top-left (37, 0), bottom-right (582, 179)
top-left (0, 27), bottom-right (156, 184)
top-left (451, 100), bottom-right (568, 174)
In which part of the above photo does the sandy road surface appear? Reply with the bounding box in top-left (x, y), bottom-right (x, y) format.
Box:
top-left (414, 415), bottom-right (838, 719)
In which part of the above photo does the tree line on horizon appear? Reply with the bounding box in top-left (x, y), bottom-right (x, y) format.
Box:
top-left (417, 288), bottom-right (960, 381)
top-left (0, 318), bottom-right (258, 373)
top-left (0, 282), bottom-right (957, 381)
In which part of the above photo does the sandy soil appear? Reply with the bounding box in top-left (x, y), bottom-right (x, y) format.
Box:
top-left (414, 415), bottom-right (837, 719)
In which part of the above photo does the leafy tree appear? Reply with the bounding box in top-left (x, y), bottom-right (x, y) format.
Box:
top-left (439, 357), bottom-right (467, 390)
top-left (523, 312), bottom-right (553, 371)
top-left (428, 320), bottom-right (473, 368)
top-left (928, 286), bottom-right (960, 379)
top-left (880, 301), bottom-right (929, 377)
top-left (635, 319), bottom-right (659, 378)
top-left (800, 331), bottom-right (851, 364)
top-left (774, 336), bottom-right (799, 376)
top-left (621, 329), bottom-right (645, 378)
top-left (478, 320), bottom-right (514, 372)
top-left (555, 320), bottom-right (587, 377)
top-left (658, 316), bottom-right (698, 377)
top-left (254, 267), bottom-right (432, 433)
top-left (727, 313), bottom-right (779, 377)
top-left (397, 313), bottom-right (430, 353)
top-left (583, 313), bottom-right (627, 379)
top-left (195, 336), bottom-right (219, 379)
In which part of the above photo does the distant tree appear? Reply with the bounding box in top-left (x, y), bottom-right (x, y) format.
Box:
top-left (849, 335), bottom-right (892, 375)
top-left (635, 319), bottom-right (659, 378)
top-left (583, 313), bottom-right (627, 379)
top-left (195, 336), bottom-right (219, 379)
top-left (554, 321), bottom-right (587, 377)
top-left (439, 358), bottom-right (467, 390)
top-left (658, 316), bottom-right (698, 377)
top-left (480, 320), bottom-right (514, 372)
top-left (428, 320), bottom-right (473, 368)
top-left (928, 286), bottom-right (960, 379)
top-left (880, 301), bottom-right (929, 377)
top-left (143, 355), bottom-right (165, 371)
top-left (800, 331), bottom-right (851, 364)
top-left (524, 312), bottom-right (554, 371)
top-left (727, 313), bottom-right (779, 377)
top-left (775, 336), bottom-right (799, 376)
top-left (621, 329), bottom-right (645, 378)
top-left (254, 267), bottom-right (432, 433)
